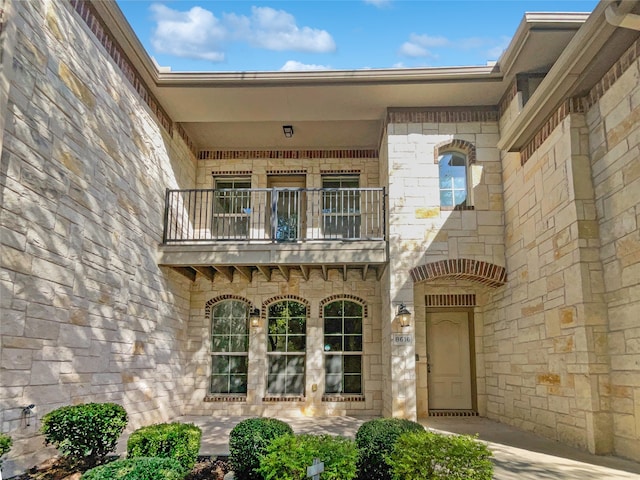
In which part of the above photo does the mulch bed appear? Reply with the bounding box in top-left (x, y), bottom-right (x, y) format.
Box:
top-left (7, 456), bottom-right (231, 480)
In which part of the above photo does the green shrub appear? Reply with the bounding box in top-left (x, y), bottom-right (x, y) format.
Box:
top-left (41, 403), bottom-right (128, 464)
top-left (0, 433), bottom-right (12, 468)
top-left (355, 417), bottom-right (424, 480)
top-left (388, 430), bottom-right (493, 480)
top-left (229, 417), bottom-right (293, 480)
top-left (258, 434), bottom-right (357, 480)
top-left (81, 457), bottom-right (184, 480)
top-left (126, 422), bottom-right (201, 474)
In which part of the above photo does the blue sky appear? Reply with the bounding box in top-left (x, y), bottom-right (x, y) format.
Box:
top-left (115, 0), bottom-right (598, 72)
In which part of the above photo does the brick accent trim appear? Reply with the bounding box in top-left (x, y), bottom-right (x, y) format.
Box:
top-left (204, 395), bottom-right (247, 403)
top-left (320, 170), bottom-right (361, 174)
top-left (319, 295), bottom-right (368, 318)
top-left (262, 396), bottom-right (305, 402)
top-left (204, 295), bottom-right (253, 318)
top-left (520, 38), bottom-right (640, 165)
top-left (322, 395), bottom-right (366, 402)
top-left (262, 295), bottom-right (310, 318)
top-left (212, 171), bottom-right (253, 177)
top-left (434, 139), bottom-right (476, 164)
top-left (426, 294), bottom-right (477, 307)
top-left (387, 107), bottom-right (498, 124)
top-left (68, 1), bottom-right (198, 156)
top-left (498, 79), bottom-right (518, 119)
top-left (410, 259), bottom-right (507, 288)
top-left (519, 97), bottom-right (585, 165)
top-left (266, 169), bottom-right (307, 175)
top-left (198, 150), bottom-right (378, 160)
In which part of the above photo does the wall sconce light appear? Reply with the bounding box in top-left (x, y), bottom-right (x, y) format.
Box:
top-left (282, 125), bottom-right (294, 138)
top-left (22, 404), bottom-right (35, 426)
top-left (395, 303), bottom-right (411, 328)
top-left (250, 308), bottom-right (261, 328)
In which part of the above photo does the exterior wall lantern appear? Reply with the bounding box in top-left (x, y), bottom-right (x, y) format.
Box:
top-left (249, 307), bottom-right (261, 328)
top-left (282, 125), bottom-right (294, 138)
top-left (395, 303), bottom-right (411, 328)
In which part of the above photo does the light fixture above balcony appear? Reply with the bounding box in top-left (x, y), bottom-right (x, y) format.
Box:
top-left (282, 125), bottom-right (294, 138)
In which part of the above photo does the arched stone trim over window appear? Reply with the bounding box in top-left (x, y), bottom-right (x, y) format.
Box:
top-left (410, 258), bottom-right (507, 288)
top-left (205, 294), bottom-right (252, 318)
top-left (263, 295), bottom-right (311, 318)
top-left (319, 295), bottom-right (368, 318)
top-left (433, 139), bottom-right (476, 164)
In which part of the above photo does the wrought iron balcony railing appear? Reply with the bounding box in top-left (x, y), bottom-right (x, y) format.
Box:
top-left (163, 188), bottom-right (386, 243)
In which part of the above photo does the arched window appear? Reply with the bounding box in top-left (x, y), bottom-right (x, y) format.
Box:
top-left (267, 300), bottom-right (307, 395)
top-left (439, 151), bottom-right (468, 208)
top-left (323, 300), bottom-right (363, 394)
top-left (210, 300), bottom-right (249, 394)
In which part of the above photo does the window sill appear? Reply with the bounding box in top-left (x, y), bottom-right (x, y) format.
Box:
top-left (440, 205), bottom-right (475, 211)
top-left (204, 395), bottom-right (247, 403)
top-left (322, 395), bottom-right (365, 402)
top-left (262, 396), bottom-right (306, 402)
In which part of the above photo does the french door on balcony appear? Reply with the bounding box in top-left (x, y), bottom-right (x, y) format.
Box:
top-left (268, 175), bottom-right (306, 241)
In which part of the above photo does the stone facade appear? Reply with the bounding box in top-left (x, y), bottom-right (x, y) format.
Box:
top-left (0, 0), bottom-right (639, 476)
top-left (0, 0), bottom-right (195, 475)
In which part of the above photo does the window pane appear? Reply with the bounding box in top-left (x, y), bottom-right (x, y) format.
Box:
top-left (211, 356), bottom-right (229, 374)
top-left (344, 336), bottom-right (362, 352)
top-left (344, 317), bottom-right (362, 334)
top-left (229, 356), bottom-right (247, 374)
top-left (440, 190), bottom-right (453, 207)
top-left (268, 355), bottom-right (286, 372)
top-left (287, 356), bottom-right (305, 373)
top-left (343, 302), bottom-right (362, 317)
top-left (454, 190), bottom-right (467, 206)
top-left (325, 355), bottom-right (342, 374)
top-left (268, 335), bottom-right (287, 352)
top-left (210, 375), bottom-right (228, 393)
top-left (325, 317), bottom-right (342, 335)
top-left (288, 318), bottom-right (306, 334)
top-left (212, 336), bottom-right (230, 352)
top-left (267, 374), bottom-right (285, 394)
top-left (212, 317), bottom-right (229, 335)
top-left (344, 375), bottom-right (362, 394)
top-left (287, 336), bottom-right (306, 352)
top-left (286, 374), bottom-right (304, 395)
top-left (324, 302), bottom-right (342, 318)
top-left (230, 335), bottom-right (248, 352)
top-left (229, 375), bottom-right (247, 394)
top-left (323, 336), bottom-right (342, 352)
top-left (325, 374), bottom-right (342, 394)
top-left (230, 319), bottom-right (247, 335)
top-left (453, 175), bottom-right (466, 189)
top-left (344, 355), bottom-right (362, 373)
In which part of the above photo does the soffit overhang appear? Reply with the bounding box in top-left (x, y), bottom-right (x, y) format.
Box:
top-left (499, 0), bottom-right (640, 152)
top-left (92, 1), bottom-right (594, 150)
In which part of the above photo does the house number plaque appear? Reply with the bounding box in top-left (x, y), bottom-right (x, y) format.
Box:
top-left (392, 334), bottom-right (413, 345)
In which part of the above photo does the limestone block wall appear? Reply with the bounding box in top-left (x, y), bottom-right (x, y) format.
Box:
top-left (586, 48), bottom-right (640, 461)
top-left (0, 0), bottom-right (195, 475)
top-left (486, 112), bottom-right (611, 454)
top-left (182, 270), bottom-right (383, 417)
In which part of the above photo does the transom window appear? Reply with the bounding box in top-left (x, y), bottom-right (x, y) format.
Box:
top-left (438, 152), bottom-right (468, 208)
top-left (267, 301), bottom-right (307, 395)
top-left (210, 300), bottom-right (249, 394)
top-left (323, 300), bottom-right (363, 394)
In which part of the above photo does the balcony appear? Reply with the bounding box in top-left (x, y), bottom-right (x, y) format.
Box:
top-left (158, 188), bottom-right (387, 282)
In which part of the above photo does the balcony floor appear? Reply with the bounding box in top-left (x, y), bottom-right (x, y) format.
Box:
top-left (158, 240), bottom-right (387, 282)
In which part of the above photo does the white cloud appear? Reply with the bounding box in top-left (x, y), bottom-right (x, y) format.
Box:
top-left (399, 34), bottom-right (449, 58)
top-left (245, 7), bottom-right (335, 52)
top-left (486, 36), bottom-right (511, 60)
top-left (149, 4), bottom-right (335, 63)
top-left (399, 42), bottom-right (430, 58)
top-left (150, 4), bottom-right (227, 62)
top-left (280, 60), bottom-right (332, 71)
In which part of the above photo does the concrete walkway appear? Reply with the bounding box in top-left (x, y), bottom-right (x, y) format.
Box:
top-left (162, 415), bottom-right (640, 480)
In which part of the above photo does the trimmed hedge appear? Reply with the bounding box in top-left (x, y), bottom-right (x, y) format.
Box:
top-left (0, 433), bottom-right (12, 468)
top-left (229, 417), bottom-right (293, 480)
top-left (355, 417), bottom-right (424, 480)
top-left (41, 403), bottom-right (128, 463)
top-left (127, 422), bottom-right (201, 474)
top-left (81, 457), bottom-right (184, 480)
top-left (259, 433), bottom-right (357, 480)
top-left (388, 430), bottom-right (493, 479)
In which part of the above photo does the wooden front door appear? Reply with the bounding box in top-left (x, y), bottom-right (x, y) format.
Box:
top-left (426, 311), bottom-right (473, 410)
